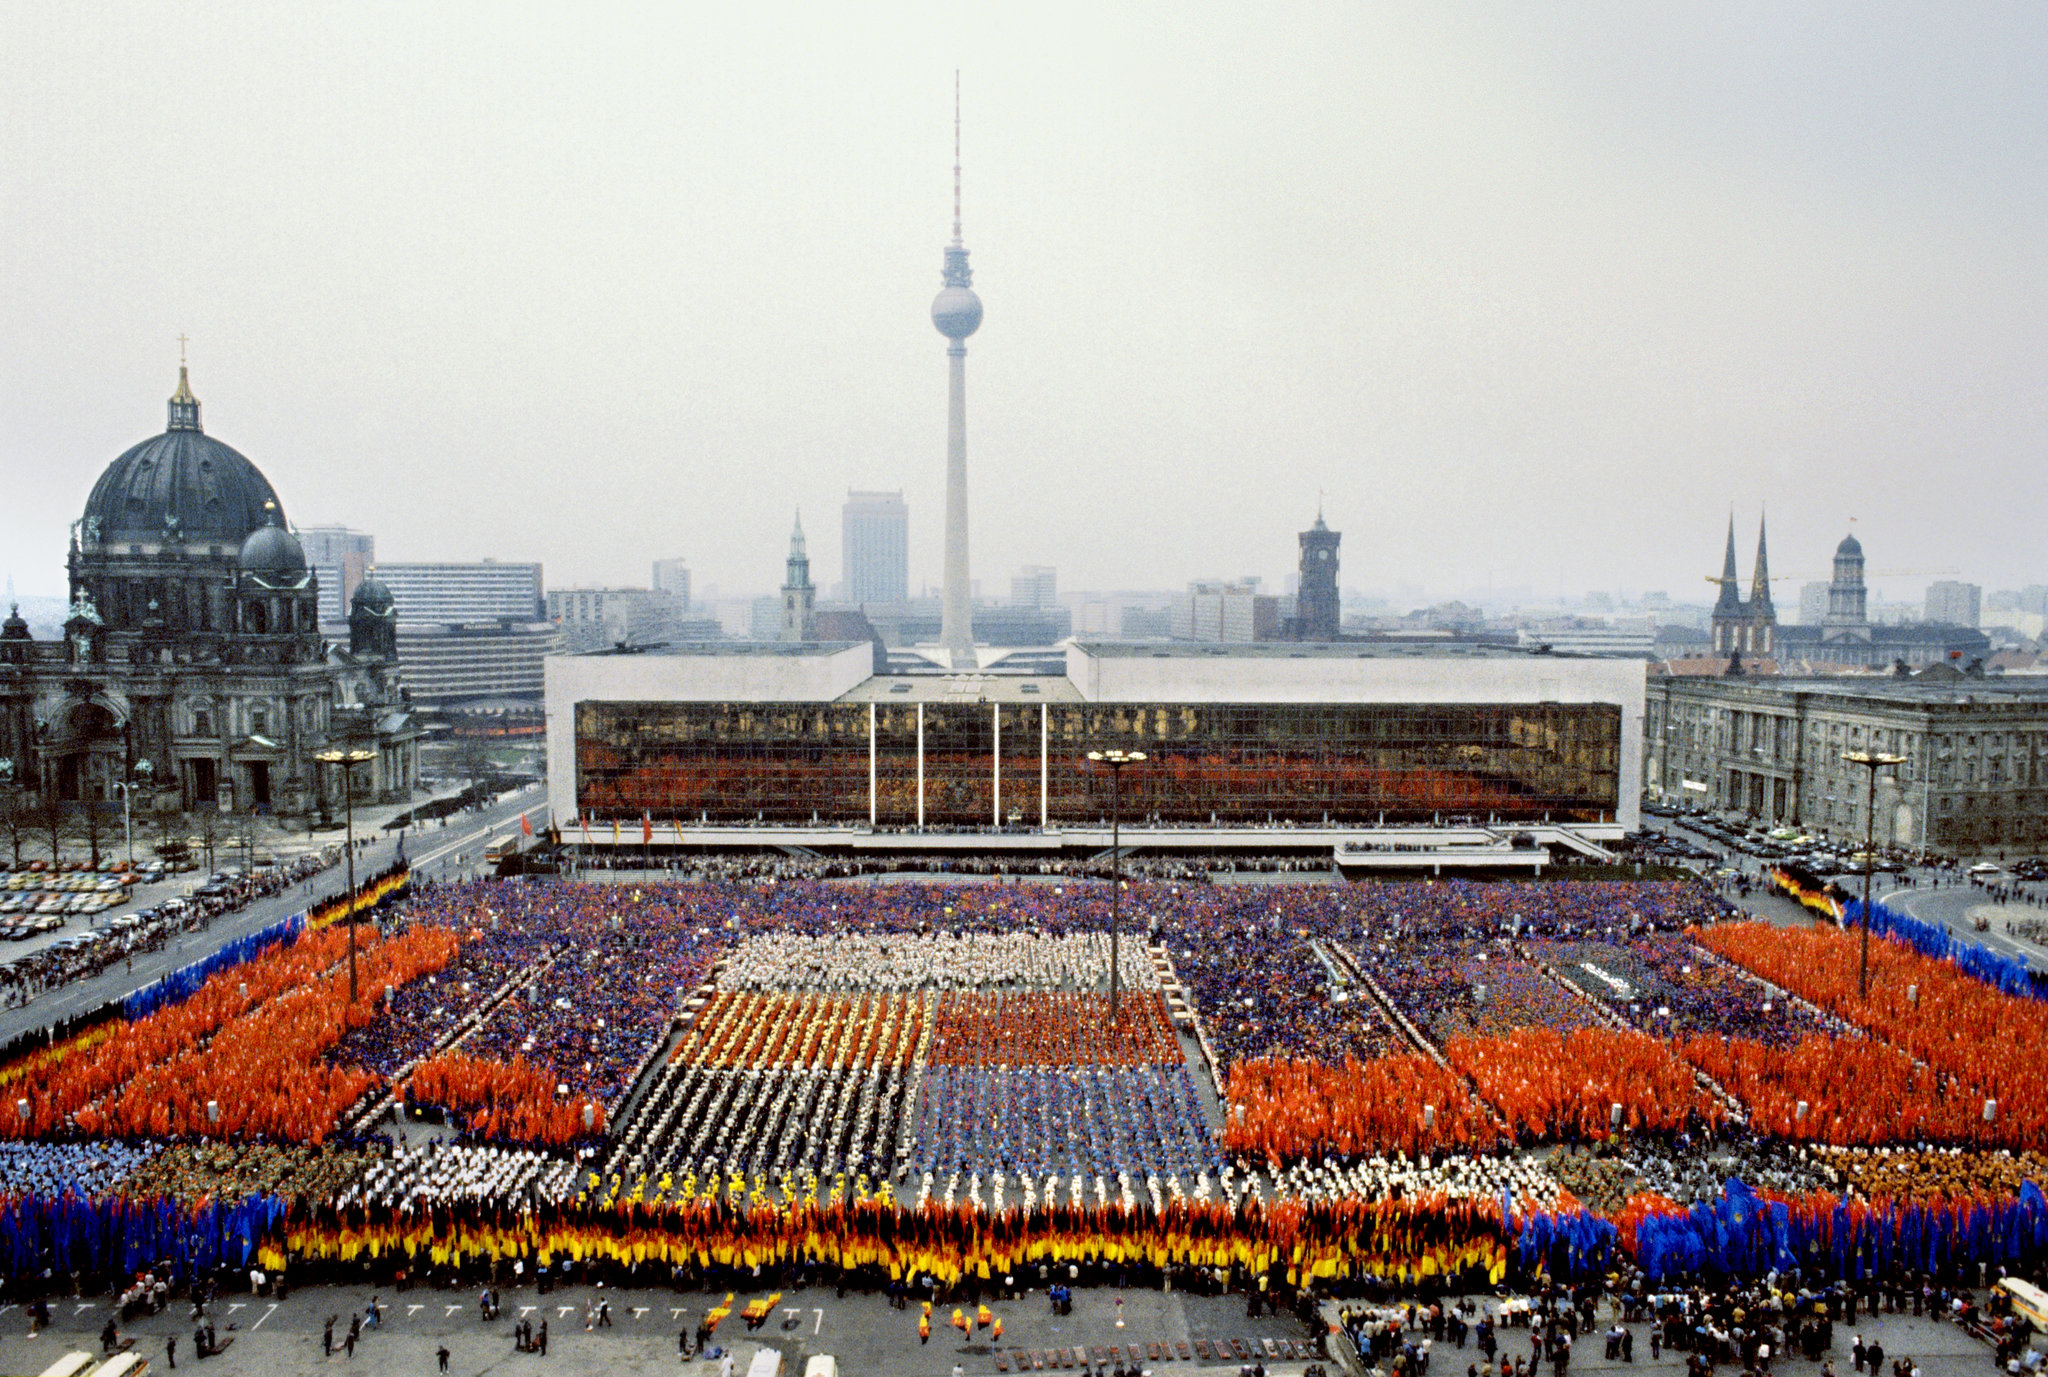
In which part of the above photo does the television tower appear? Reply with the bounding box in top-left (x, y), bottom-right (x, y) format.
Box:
top-left (931, 71), bottom-right (983, 669)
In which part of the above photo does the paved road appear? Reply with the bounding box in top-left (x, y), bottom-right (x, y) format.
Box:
top-left (0, 1282), bottom-right (2000, 1377)
top-left (1652, 816), bottom-right (2046, 971)
top-left (1875, 878), bottom-right (2047, 969)
top-left (0, 784), bottom-right (547, 1046)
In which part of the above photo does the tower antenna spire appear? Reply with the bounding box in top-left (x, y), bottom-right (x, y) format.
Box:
top-left (952, 70), bottom-right (963, 245)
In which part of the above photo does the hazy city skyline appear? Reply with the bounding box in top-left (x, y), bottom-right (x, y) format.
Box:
top-left (3, 3), bottom-right (2044, 603)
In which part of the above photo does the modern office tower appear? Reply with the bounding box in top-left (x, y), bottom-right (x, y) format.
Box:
top-left (842, 491), bottom-right (909, 605)
top-left (1170, 581), bottom-right (1280, 643)
top-left (299, 524), bottom-right (375, 626)
top-left (548, 587), bottom-right (686, 651)
top-left (651, 557), bottom-right (691, 610)
top-left (372, 562), bottom-right (545, 624)
top-left (1925, 580), bottom-right (1982, 628)
top-left (1010, 565), bottom-right (1057, 611)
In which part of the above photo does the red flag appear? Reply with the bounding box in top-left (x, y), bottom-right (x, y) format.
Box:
top-left (641, 812), bottom-right (652, 845)
top-left (519, 811), bottom-right (533, 837)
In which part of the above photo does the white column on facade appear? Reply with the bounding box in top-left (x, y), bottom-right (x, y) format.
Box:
top-left (868, 703), bottom-right (877, 828)
top-left (1040, 705), bottom-right (1049, 831)
top-left (992, 703), bottom-right (1001, 827)
top-left (916, 702), bottom-right (925, 831)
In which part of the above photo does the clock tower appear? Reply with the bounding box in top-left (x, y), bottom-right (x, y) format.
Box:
top-left (1295, 507), bottom-right (1341, 640)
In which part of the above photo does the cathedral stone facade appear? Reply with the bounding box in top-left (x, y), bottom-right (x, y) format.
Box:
top-left (0, 367), bottom-right (419, 819)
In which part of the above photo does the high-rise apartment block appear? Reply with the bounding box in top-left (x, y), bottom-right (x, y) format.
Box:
top-left (549, 587), bottom-right (686, 651)
top-left (1010, 565), bottom-right (1057, 610)
top-left (651, 558), bottom-right (691, 610)
top-left (299, 524), bottom-right (375, 626)
top-left (1798, 582), bottom-right (1830, 626)
top-left (1925, 580), bottom-right (1982, 628)
top-left (1170, 580), bottom-right (1279, 643)
top-left (842, 491), bottom-right (909, 606)
top-left (372, 562), bottom-right (545, 625)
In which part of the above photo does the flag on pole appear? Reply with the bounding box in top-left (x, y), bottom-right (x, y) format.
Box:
top-left (520, 811), bottom-right (533, 837)
top-left (578, 815), bottom-right (590, 843)
top-left (642, 812), bottom-right (652, 845)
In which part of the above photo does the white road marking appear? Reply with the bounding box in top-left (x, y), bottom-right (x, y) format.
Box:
top-left (73, 1303), bottom-right (96, 1314)
top-left (446, 1305), bottom-right (463, 1316)
top-left (814, 1308), bottom-right (824, 1335)
top-left (672, 1308), bottom-right (686, 1319)
top-left (251, 1302), bottom-right (279, 1332)
top-left (521, 1306), bottom-right (537, 1318)
top-left (227, 1302), bottom-right (245, 1313)
top-left (558, 1306), bottom-right (576, 1318)
top-left (632, 1307), bottom-right (649, 1319)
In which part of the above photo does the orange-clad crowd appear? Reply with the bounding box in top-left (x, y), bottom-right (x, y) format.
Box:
top-left (404, 1050), bottom-right (607, 1146)
top-left (1444, 1026), bottom-right (1721, 1142)
top-left (1220, 1053), bottom-right (1499, 1162)
top-left (671, 992), bottom-right (925, 1070)
top-left (927, 991), bottom-right (1181, 1067)
top-left (1694, 921), bottom-right (2048, 1147)
top-left (73, 925), bottom-right (459, 1142)
top-left (4, 925), bottom-right (450, 1140)
top-left (1681, 1031), bottom-right (1994, 1146)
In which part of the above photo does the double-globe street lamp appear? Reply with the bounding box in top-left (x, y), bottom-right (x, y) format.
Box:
top-left (1841, 748), bottom-right (1907, 1000)
top-left (314, 742), bottom-right (376, 1005)
top-left (1085, 748), bottom-right (1147, 1021)
top-left (113, 758), bottom-right (154, 867)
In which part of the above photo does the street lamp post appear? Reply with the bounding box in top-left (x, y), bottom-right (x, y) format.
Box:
top-left (1842, 749), bottom-right (1907, 1000)
top-left (1085, 747), bottom-right (1147, 1020)
top-left (114, 758), bottom-right (154, 867)
top-left (315, 743), bottom-right (376, 1005)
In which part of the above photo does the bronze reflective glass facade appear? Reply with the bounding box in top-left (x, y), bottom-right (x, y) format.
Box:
top-left (576, 700), bottom-right (1620, 826)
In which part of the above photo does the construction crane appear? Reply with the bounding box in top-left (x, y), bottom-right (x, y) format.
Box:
top-left (1703, 566), bottom-right (1959, 585)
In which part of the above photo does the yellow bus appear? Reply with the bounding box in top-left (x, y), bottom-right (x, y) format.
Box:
top-left (1997, 1276), bottom-right (2048, 1329)
top-left (36, 1354), bottom-right (100, 1377)
top-left (90, 1354), bottom-right (152, 1377)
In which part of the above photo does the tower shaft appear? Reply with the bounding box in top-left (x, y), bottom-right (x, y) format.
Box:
top-left (941, 340), bottom-right (973, 666)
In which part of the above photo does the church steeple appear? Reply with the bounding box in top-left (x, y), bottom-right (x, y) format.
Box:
top-left (780, 511), bottom-right (815, 643)
top-left (1749, 511), bottom-right (1774, 615)
top-left (784, 511), bottom-right (811, 591)
top-left (1713, 513), bottom-right (1742, 617)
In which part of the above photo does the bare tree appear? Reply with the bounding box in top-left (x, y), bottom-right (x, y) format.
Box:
top-left (191, 808), bottom-right (226, 875)
top-left (30, 796), bottom-right (66, 865)
top-left (154, 810), bottom-right (191, 871)
top-left (453, 733), bottom-right (494, 809)
top-left (71, 800), bottom-right (108, 870)
top-left (0, 791), bottom-right (26, 867)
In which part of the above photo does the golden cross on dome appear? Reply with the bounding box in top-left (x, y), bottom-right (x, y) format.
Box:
top-left (177, 333), bottom-right (189, 364)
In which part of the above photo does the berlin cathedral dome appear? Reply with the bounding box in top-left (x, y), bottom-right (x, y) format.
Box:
top-left (78, 365), bottom-right (284, 547)
top-left (0, 360), bottom-right (422, 817)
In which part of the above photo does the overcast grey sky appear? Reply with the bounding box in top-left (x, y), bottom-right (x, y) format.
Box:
top-left (3, 2), bottom-right (2044, 606)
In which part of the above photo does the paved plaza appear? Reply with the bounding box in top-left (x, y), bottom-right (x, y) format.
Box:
top-left (0, 1283), bottom-right (2005, 1377)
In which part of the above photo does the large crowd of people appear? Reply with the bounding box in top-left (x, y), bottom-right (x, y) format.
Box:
top-left (717, 931), bottom-right (1157, 993)
top-left (1697, 921), bottom-right (2048, 1146)
top-left (2, 868), bottom-right (2047, 1348)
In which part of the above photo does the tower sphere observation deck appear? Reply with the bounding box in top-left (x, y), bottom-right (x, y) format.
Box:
top-left (932, 272), bottom-right (982, 340)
